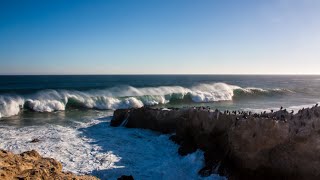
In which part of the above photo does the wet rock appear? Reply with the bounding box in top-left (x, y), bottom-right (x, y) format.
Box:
top-left (110, 109), bottom-right (130, 127)
top-left (29, 138), bottom-right (40, 143)
top-left (113, 107), bottom-right (184, 133)
top-left (117, 175), bottom-right (134, 180)
top-left (111, 106), bottom-right (320, 180)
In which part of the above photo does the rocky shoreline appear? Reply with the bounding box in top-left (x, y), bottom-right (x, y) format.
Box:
top-left (0, 149), bottom-right (98, 180)
top-left (0, 149), bottom-right (136, 180)
top-left (111, 106), bottom-right (320, 180)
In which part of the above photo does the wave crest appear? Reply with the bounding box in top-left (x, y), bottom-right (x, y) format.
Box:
top-left (0, 96), bottom-right (24, 118)
top-left (0, 83), bottom-right (292, 118)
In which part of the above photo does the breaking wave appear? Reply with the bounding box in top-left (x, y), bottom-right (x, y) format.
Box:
top-left (0, 83), bottom-right (292, 118)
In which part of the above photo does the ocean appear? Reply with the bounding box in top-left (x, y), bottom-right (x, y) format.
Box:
top-left (1, 75), bottom-right (320, 179)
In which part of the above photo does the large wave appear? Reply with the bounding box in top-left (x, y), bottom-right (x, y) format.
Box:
top-left (0, 83), bottom-right (292, 118)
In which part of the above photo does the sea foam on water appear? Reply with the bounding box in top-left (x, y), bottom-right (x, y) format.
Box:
top-left (0, 117), bottom-right (225, 180)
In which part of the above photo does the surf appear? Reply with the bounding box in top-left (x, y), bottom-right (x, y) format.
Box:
top-left (0, 83), bottom-right (293, 118)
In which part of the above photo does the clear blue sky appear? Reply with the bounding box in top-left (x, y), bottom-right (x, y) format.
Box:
top-left (1, 0), bottom-right (319, 74)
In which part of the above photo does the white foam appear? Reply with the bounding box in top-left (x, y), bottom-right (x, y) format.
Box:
top-left (0, 83), bottom-right (292, 118)
top-left (0, 119), bottom-right (225, 180)
top-left (83, 96), bottom-right (144, 110)
top-left (0, 96), bottom-right (24, 118)
top-left (25, 99), bottom-right (65, 112)
top-left (0, 122), bottom-right (122, 174)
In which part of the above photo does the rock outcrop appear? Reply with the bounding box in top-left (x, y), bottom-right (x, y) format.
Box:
top-left (111, 106), bottom-right (320, 180)
top-left (0, 149), bottom-right (98, 180)
top-left (117, 175), bottom-right (134, 180)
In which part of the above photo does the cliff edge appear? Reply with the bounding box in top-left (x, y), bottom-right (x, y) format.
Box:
top-left (111, 106), bottom-right (320, 180)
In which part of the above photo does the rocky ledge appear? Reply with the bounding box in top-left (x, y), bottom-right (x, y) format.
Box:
top-left (111, 106), bottom-right (320, 180)
top-left (0, 149), bottom-right (98, 180)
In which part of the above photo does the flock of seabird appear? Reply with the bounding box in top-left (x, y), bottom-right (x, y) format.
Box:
top-left (188, 103), bottom-right (320, 122)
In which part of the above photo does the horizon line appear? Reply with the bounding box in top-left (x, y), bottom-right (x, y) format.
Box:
top-left (1, 73), bottom-right (320, 76)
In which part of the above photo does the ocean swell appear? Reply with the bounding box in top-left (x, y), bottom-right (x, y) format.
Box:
top-left (0, 83), bottom-right (292, 118)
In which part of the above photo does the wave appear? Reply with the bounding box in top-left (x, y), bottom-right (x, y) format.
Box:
top-left (0, 83), bottom-right (292, 118)
top-left (0, 96), bottom-right (24, 118)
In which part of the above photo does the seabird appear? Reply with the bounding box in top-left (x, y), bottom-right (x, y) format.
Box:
top-left (280, 106), bottom-right (283, 110)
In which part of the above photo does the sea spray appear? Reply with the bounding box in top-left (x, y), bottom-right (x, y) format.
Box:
top-left (0, 96), bottom-right (24, 118)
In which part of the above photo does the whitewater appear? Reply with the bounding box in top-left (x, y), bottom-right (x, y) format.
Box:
top-left (0, 112), bottom-right (226, 180)
top-left (0, 82), bottom-right (291, 118)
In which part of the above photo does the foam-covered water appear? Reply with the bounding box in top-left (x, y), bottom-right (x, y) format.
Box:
top-left (0, 117), bottom-right (225, 180)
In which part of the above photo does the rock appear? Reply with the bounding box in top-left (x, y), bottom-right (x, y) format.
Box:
top-left (0, 149), bottom-right (98, 180)
top-left (111, 109), bottom-right (130, 127)
top-left (29, 138), bottom-right (40, 143)
top-left (117, 175), bottom-right (134, 180)
top-left (111, 106), bottom-right (320, 180)
top-left (112, 107), bottom-right (184, 133)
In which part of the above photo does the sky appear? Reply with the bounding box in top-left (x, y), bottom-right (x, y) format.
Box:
top-left (0, 0), bottom-right (320, 75)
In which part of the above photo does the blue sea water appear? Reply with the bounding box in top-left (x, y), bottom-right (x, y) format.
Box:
top-left (0, 75), bottom-right (319, 179)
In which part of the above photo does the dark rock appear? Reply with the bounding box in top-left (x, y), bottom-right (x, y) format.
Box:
top-left (111, 107), bottom-right (183, 133)
top-left (111, 109), bottom-right (130, 127)
top-left (29, 138), bottom-right (40, 143)
top-left (111, 106), bottom-right (320, 180)
top-left (169, 134), bottom-right (182, 144)
top-left (117, 175), bottom-right (134, 180)
top-left (178, 141), bottom-right (197, 156)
